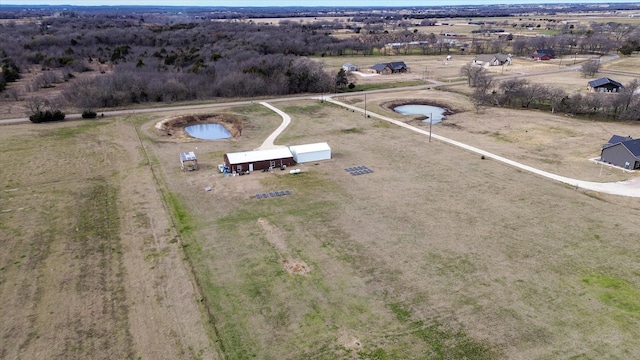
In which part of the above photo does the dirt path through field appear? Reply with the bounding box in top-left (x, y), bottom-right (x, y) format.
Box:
top-left (119, 119), bottom-right (217, 359)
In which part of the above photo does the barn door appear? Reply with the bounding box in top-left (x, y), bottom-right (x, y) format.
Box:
top-left (249, 163), bottom-right (254, 172)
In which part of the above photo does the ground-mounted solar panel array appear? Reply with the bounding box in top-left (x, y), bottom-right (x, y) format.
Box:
top-left (344, 165), bottom-right (373, 176)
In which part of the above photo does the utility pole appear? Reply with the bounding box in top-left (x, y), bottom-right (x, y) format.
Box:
top-left (429, 113), bottom-right (432, 142)
top-left (364, 93), bottom-right (367, 118)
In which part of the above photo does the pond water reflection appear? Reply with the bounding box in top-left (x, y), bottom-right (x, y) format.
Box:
top-left (394, 104), bottom-right (447, 124)
top-left (184, 123), bottom-right (231, 140)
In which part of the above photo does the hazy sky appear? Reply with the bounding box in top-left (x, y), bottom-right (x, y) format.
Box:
top-left (2, 0), bottom-right (640, 7)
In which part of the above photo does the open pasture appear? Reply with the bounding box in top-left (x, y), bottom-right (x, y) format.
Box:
top-left (137, 94), bottom-right (640, 358)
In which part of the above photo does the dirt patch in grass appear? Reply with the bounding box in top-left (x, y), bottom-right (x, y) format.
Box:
top-left (258, 218), bottom-right (311, 275)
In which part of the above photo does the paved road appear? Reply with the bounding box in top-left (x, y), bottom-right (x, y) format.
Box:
top-left (324, 96), bottom-right (640, 198)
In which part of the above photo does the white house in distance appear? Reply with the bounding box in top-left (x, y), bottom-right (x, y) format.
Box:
top-left (289, 142), bottom-right (332, 163)
top-left (473, 53), bottom-right (512, 67)
top-left (342, 63), bottom-right (358, 72)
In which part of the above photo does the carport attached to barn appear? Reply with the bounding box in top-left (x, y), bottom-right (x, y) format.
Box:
top-left (224, 147), bottom-right (295, 173)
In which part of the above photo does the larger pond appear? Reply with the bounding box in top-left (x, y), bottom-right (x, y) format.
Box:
top-left (394, 104), bottom-right (447, 124)
top-left (184, 123), bottom-right (231, 140)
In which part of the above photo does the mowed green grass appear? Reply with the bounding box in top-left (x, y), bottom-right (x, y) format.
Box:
top-left (145, 99), bottom-right (640, 359)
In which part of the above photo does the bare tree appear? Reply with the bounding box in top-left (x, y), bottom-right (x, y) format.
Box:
top-left (580, 59), bottom-right (601, 77)
top-left (460, 63), bottom-right (486, 87)
top-left (471, 74), bottom-right (494, 113)
top-left (498, 78), bottom-right (528, 106)
top-left (546, 87), bottom-right (567, 113)
top-left (23, 96), bottom-right (49, 115)
top-left (620, 79), bottom-right (639, 112)
top-left (520, 83), bottom-right (547, 108)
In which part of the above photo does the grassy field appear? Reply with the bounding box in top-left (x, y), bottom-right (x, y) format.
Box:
top-left (2, 48), bottom-right (640, 360)
top-left (0, 118), bottom-right (215, 359)
top-left (136, 92), bottom-right (640, 358)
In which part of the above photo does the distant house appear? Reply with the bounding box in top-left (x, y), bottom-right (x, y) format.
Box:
top-left (473, 53), bottom-right (512, 67)
top-left (342, 63), bottom-right (358, 72)
top-left (588, 77), bottom-right (623, 93)
top-left (600, 135), bottom-right (640, 170)
top-left (530, 49), bottom-right (555, 60)
top-left (370, 61), bottom-right (409, 75)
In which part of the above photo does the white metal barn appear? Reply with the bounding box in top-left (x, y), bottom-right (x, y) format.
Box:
top-left (289, 142), bottom-right (331, 163)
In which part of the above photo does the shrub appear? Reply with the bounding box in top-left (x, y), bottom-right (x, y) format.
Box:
top-left (29, 110), bottom-right (66, 123)
top-left (82, 110), bottom-right (97, 119)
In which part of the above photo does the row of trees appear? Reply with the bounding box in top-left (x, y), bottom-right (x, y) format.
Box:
top-left (1, 9), bottom-right (639, 121)
top-left (466, 66), bottom-right (640, 121)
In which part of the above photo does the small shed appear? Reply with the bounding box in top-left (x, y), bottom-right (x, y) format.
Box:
top-left (180, 151), bottom-right (198, 171)
top-left (588, 77), bottom-right (623, 93)
top-left (224, 147), bottom-right (295, 173)
top-left (289, 142), bottom-right (332, 163)
top-left (600, 135), bottom-right (640, 170)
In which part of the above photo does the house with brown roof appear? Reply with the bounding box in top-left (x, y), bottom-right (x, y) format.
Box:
top-left (530, 49), bottom-right (555, 60)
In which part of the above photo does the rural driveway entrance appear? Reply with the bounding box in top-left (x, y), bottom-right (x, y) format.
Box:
top-left (256, 102), bottom-right (291, 150)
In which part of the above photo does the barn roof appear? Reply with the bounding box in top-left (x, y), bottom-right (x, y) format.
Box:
top-left (289, 142), bottom-right (331, 154)
top-left (589, 77), bottom-right (623, 88)
top-left (225, 147), bottom-right (293, 164)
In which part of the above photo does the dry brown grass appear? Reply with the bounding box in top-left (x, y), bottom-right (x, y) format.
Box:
top-left (3, 20), bottom-right (640, 358)
top-left (3, 81), bottom-right (640, 359)
top-left (136, 92), bottom-right (640, 358)
top-left (0, 119), bottom-right (216, 359)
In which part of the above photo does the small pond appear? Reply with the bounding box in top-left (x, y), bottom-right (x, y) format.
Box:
top-left (184, 123), bottom-right (231, 140)
top-left (394, 104), bottom-right (447, 124)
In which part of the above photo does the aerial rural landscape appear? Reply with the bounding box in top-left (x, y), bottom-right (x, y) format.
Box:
top-left (1, 2), bottom-right (640, 359)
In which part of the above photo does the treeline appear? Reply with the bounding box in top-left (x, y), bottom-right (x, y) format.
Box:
top-left (1, 16), bottom-right (340, 112)
top-left (2, 9), bottom-right (640, 115)
top-left (467, 67), bottom-right (640, 121)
